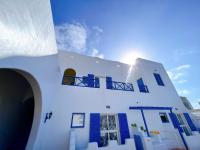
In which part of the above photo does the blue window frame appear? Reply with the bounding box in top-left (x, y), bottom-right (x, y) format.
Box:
top-left (159, 113), bottom-right (169, 123)
top-left (154, 73), bottom-right (164, 86)
top-left (137, 78), bottom-right (149, 93)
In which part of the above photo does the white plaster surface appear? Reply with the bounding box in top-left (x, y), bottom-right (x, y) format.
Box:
top-left (0, 0), bottom-right (57, 58)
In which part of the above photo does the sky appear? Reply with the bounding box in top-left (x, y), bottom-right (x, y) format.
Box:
top-left (50, 0), bottom-right (200, 108)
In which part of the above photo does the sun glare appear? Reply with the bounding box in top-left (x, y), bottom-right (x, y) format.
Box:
top-left (120, 51), bottom-right (146, 65)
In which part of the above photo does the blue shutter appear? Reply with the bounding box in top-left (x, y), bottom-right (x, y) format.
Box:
top-left (137, 78), bottom-right (147, 93)
top-left (106, 77), bottom-right (113, 89)
top-left (82, 76), bottom-right (88, 86)
top-left (183, 113), bottom-right (197, 131)
top-left (169, 113), bottom-right (183, 132)
top-left (90, 113), bottom-right (101, 146)
top-left (95, 77), bottom-right (100, 88)
top-left (118, 113), bottom-right (130, 144)
top-left (154, 73), bottom-right (164, 86)
top-left (134, 135), bottom-right (144, 150)
top-left (88, 74), bottom-right (95, 87)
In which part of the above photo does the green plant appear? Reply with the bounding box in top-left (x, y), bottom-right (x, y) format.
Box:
top-left (131, 123), bottom-right (137, 128)
top-left (140, 126), bottom-right (144, 131)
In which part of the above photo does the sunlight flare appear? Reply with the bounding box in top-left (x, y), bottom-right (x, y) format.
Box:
top-left (120, 51), bottom-right (146, 65)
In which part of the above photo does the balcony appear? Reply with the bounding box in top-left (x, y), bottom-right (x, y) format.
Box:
top-left (106, 77), bottom-right (134, 92)
top-left (62, 75), bottom-right (100, 88)
top-left (112, 81), bottom-right (134, 91)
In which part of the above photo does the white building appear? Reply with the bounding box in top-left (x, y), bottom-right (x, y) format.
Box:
top-left (0, 0), bottom-right (200, 150)
top-left (190, 109), bottom-right (200, 129)
top-left (180, 97), bottom-right (194, 110)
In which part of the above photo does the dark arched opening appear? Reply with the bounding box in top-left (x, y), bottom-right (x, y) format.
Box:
top-left (62, 68), bottom-right (76, 85)
top-left (0, 69), bottom-right (35, 150)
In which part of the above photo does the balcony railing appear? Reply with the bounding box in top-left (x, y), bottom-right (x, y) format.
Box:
top-left (106, 79), bottom-right (134, 92)
top-left (62, 76), bottom-right (99, 88)
top-left (112, 81), bottom-right (134, 91)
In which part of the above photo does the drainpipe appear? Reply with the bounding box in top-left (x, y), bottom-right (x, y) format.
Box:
top-left (141, 109), bottom-right (150, 137)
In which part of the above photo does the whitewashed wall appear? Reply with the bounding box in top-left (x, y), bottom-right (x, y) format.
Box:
top-left (0, 50), bottom-right (191, 150)
top-left (51, 51), bottom-right (188, 150)
top-left (0, 55), bottom-right (61, 150)
top-left (0, 0), bottom-right (57, 58)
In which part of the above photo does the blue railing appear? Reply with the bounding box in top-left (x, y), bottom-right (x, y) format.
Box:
top-left (112, 81), bottom-right (134, 91)
top-left (63, 75), bottom-right (134, 91)
top-left (62, 76), bottom-right (100, 88)
top-left (106, 77), bottom-right (134, 92)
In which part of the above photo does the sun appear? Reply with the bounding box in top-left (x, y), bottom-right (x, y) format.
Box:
top-left (120, 51), bottom-right (146, 65)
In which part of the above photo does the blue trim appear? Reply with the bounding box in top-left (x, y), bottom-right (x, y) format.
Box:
top-left (88, 74), bottom-right (95, 87)
top-left (95, 77), bottom-right (100, 88)
top-left (129, 106), bottom-right (172, 137)
top-left (129, 106), bottom-right (172, 110)
top-left (106, 76), bottom-right (134, 92)
top-left (106, 77), bottom-right (113, 89)
top-left (112, 81), bottom-right (134, 91)
top-left (137, 78), bottom-right (149, 93)
top-left (63, 75), bottom-right (100, 88)
top-left (118, 113), bottom-right (130, 144)
top-left (90, 113), bottom-right (101, 147)
top-left (153, 73), bottom-right (164, 86)
top-left (134, 135), bottom-right (144, 150)
top-left (169, 113), bottom-right (188, 150)
top-left (129, 106), bottom-right (188, 149)
top-left (179, 131), bottom-right (188, 150)
top-left (71, 113), bottom-right (85, 128)
top-left (183, 113), bottom-right (197, 131)
top-left (141, 109), bottom-right (150, 137)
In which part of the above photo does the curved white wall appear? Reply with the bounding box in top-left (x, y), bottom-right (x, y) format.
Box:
top-left (0, 0), bottom-right (57, 58)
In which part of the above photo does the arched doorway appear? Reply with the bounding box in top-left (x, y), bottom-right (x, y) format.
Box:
top-left (0, 69), bottom-right (41, 150)
top-left (62, 68), bottom-right (76, 85)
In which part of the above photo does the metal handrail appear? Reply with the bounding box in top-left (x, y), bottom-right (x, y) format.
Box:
top-left (112, 81), bottom-right (134, 91)
top-left (62, 76), bottom-right (99, 88)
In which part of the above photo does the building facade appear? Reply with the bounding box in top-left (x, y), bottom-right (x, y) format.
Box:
top-left (180, 97), bottom-right (194, 110)
top-left (0, 51), bottom-right (200, 150)
top-left (0, 0), bottom-right (200, 150)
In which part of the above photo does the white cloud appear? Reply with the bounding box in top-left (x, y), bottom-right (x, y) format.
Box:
top-left (177, 79), bottom-right (187, 84)
top-left (178, 89), bottom-right (190, 95)
top-left (91, 48), bottom-right (104, 59)
top-left (55, 22), bottom-right (105, 58)
top-left (176, 64), bottom-right (190, 71)
top-left (93, 26), bottom-right (103, 33)
top-left (55, 22), bottom-right (87, 53)
top-left (167, 64), bottom-right (190, 84)
top-left (191, 101), bottom-right (200, 109)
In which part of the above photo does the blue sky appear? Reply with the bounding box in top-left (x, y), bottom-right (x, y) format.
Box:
top-left (50, 0), bottom-right (200, 108)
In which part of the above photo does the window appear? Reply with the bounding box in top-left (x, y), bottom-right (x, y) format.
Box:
top-left (62, 68), bottom-right (76, 85)
top-left (71, 113), bottom-right (85, 128)
top-left (137, 78), bottom-right (149, 93)
top-left (176, 113), bottom-right (192, 136)
top-left (100, 114), bottom-right (120, 147)
top-left (153, 73), bottom-right (164, 86)
top-left (159, 113), bottom-right (169, 123)
top-left (177, 114), bottom-right (184, 125)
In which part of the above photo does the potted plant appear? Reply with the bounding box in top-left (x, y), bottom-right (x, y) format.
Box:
top-left (131, 123), bottom-right (137, 128)
top-left (140, 126), bottom-right (148, 137)
top-left (131, 123), bottom-right (139, 134)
